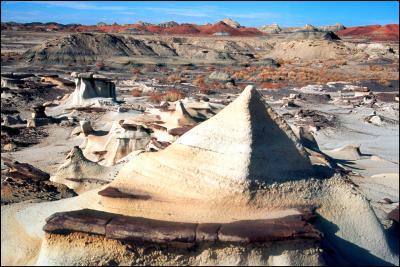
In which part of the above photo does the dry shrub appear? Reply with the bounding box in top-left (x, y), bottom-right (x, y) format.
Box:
top-left (147, 88), bottom-right (186, 103)
top-left (143, 65), bottom-right (157, 73)
top-left (132, 68), bottom-right (141, 75)
top-left (148, 91), bottom-right (164, 103)
top-left (232, 70), bottom-right (251, 81)
top-left (166, 73), bottom-right (182, 84)
top-left (131, 89), bottom-right (143, 97)
top-left (259, 82), bottom-right (287, 90)
top-left (193, 75), bottom-right (206, 87)
top-left (378, 79), bottom-right (392, 87)
top-left (95, 61), bottom-right (105, 70)
top-left (164, 88), bottom-right (185, 102)
top-left (210, 82), bottom-right (225, 90)
top-left (193, 75), bottom-right (211, 94)
top-left (369, 65), bottom-right (384, 72)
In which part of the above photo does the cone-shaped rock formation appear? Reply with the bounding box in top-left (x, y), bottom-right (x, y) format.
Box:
top-left (101, 85), bottom-right (314, 201)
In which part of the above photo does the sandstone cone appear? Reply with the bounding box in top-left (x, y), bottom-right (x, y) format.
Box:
top-left (100, 85), bottom-right (314, 201)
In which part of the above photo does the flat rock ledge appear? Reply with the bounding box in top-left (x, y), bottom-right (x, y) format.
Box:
top-left (43, 209), bottom-right (322, 245)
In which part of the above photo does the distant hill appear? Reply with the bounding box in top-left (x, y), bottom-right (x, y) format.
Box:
top-left (2, 21), bottom-right (398, 41)
top-left (337, 24), bottom-right (399, 41)
top-left (1, 20), bottom-right (262, 36)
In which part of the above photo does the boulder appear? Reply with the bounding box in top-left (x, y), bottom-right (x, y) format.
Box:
top-left (368, 115), bottom-right (383, 125)
top-left (208, 71), bottom-right (234, 83)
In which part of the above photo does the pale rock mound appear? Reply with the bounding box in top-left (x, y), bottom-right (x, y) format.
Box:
top-left (51, 146), bottom-right (119, 193)
top-left (259, 23), bottom-right (282, 33)
top-left (102, 85), bottom-right (314, 201)
top-left (302, 24), bottom-right (318, 31)
top-left (269, 40), bottom-right (352, 60)
top-left (83, 120), bottom-right (151, 166)
top-left (318, 23), bottom-right (346, 32)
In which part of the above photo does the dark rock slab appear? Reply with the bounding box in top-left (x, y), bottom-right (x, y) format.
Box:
top-left (219, 215), bottom-right (322, 243)
top-left (98, 186), bottom-right (151, 200)
top-left (168, 125), bottom-right (195, 136)
top-left (43, 209), bottom-right (322, 245)
top-left (3, 160), bottom-right (50, 181)
top-left (106, 215), bottom-right (197, 244)
top-left (44, 209), bottom-right (114, 235)
top-left (150, 138), bottom-right (170, 150)
top-left (196, 223), bottom-right (220, 242)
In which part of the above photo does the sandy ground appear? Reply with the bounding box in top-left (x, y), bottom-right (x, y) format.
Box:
top-left (2, 125), bottom-right (82, 174)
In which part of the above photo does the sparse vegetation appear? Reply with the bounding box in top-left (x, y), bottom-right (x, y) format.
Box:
top-left (131, 89), bottom-right (143, 97)
top-left (147, 88), bottom-right (186, 103)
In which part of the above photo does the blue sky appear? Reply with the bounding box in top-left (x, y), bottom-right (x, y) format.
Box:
top-left (1, 1), bottom-right (399, 27)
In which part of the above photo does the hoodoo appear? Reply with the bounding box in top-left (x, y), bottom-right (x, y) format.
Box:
top-left (66, 72), bottom-right (116, 107)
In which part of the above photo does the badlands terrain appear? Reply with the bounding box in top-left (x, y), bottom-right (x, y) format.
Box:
top-left (1, 19), bottom-right (399, 266)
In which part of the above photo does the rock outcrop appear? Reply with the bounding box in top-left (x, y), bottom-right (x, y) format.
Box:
top-left (82, 120), bottom-right (151, 165)
top-left (158, 21), bottom-right (179, 28)
top-left (258, 23), bottom-right (282, 33)
top-left (51, 146), bottom-right (119, 192)
top-left (208, 71), bottom-right (234, 83)
top-left (318, 23), bottom-right (345, 32)
top-left (302, 24), bottom-right (318, 31)
top-left (222, 18), bottom-right (241, 29)
top-left (288, 31), bottom-right (341, 41)
top-left (100, 85), bottom-right (314, 202)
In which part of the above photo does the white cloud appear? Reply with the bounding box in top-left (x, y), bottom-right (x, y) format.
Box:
top-left (143, 7), bottom-right (214, 18)
top-left (6, 1), bottom-right (127, 11)
top-left (116, 11), bottom-right (136, 15)
top-left (223, 12), bottom-right (281, 20)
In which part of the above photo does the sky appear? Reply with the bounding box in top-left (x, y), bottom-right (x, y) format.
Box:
top-left (1, 1), bottom-right (399, 27)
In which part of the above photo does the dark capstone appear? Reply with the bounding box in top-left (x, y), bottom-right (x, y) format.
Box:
top-left (44, 209), bottom-right (114, 235)
top-left (196, 223), bottom-right (220, 242)
top-left (43, 208), bottom-right (322, 245)
top-left (168, 125), bottom-right (195, 136)
top-left (98, 186), bottom-right (151, 200)
top-left (106, 215), bottom-right (197, 243)
top-left (218, 214), bottom-right (322, 243)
